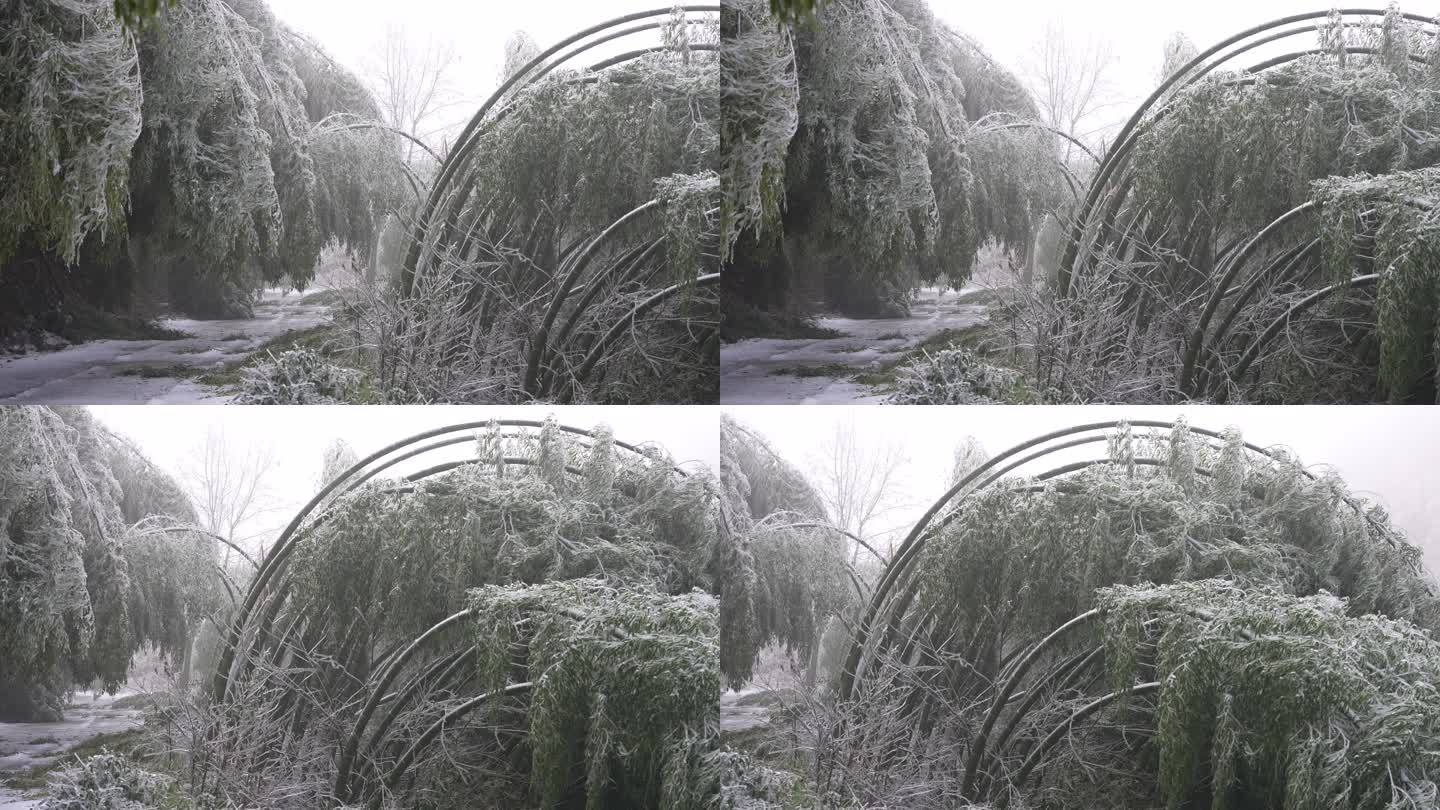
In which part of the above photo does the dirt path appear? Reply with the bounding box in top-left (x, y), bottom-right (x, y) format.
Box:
top-left (0, 691), bottom-right (145, 809)
top-left (720, 287), bottom-right (988, 404)
top-left (720, 687), bottom-right (772, 735)
top-left (0, 289), bottom-right (333, 405)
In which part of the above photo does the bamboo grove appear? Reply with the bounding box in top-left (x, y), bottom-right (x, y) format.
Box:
top-left (374, 6), bottom-right (722, 404)
top-left (188, 419), bottom-right (725, 808)
top-left (0, 407), bottom-right (223, 723)
top-left (719, 418), bottom-right (1440, 808)
top-left (2, 2), bottom-right (720, 404)
top-left (0, 0), bottom-right (405, 329)
top-left (721, 3), bottom-right (1440, 404)
top-left (720, 0), bottom-right (1068, 326)
top-left (1041, 7), bottom-right (1440, 404)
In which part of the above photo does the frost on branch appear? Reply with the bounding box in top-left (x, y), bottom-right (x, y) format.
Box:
top-left (0, 407), bottom-right (218, 721)
top-left (0, 0), bottom-right (142, 267)
top-left (722, 0), bottom-right (1066, 318)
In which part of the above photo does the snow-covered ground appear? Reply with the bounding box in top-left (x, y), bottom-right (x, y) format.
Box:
top-left (720, 686), bottom-right (772, 734)
top-left (720, 287), bottom-right (988, 404)
top-left (0, 690), bottom-right (145, 809)
top-left (0, 289), bottom-right (332, 405)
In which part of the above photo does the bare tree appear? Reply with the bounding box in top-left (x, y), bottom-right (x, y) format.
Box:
top-left (182, 428), bottom-right (281, 566)
top-left (501, 30), bottom-right (540, 86)
top-left (947, 436), bottom-right (990, 489)
top-left (366, 25), bottom-right (464, 167)
top-left (1158, 32), bottom-right (1199, 85)
top-left (808, 418), bottom-right (910, 562)
top-left (1022, 21), bottom-right (1119, 163)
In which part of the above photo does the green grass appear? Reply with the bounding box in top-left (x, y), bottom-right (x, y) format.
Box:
top-left (760, 323), bottom-right (1002, 396)
top-left (1, 729), bottom-right (145, 791)
top-left (297, 288), bottom-right (344, 306)
top-left (876, 323), bottom-right (1044, 404)
top-left (768, 363), bottom-right (856, 379)
top-left (117, 364), bottom-right (204, 380)
top-left (733, 688), bottom-right (799, 708)
top-left (194, 324), bottom-right (381, 403)
top-left (195, 325), bottom-right (337, 390)
top-left (848, 326), bottom-right (995, 391)
top-left (2, 725), bottom-right (196, 809)
top-left (109, 325), bottom-right (354, 394)
top-left (109, 693), bottom-right (159, 711)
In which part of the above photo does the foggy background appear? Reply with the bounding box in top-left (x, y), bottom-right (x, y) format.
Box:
top-left (266, 0), bottom-right (695, 146)
top-left (933, 0), bottom-right (1369, 146)
top-left (93, 405), bottom-right (719, 559)
top-left (725, 405), bottom-right (1440, 577)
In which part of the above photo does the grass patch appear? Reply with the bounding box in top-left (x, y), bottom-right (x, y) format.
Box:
top-left (733, 688), bottom-right (799, 708)
top-left (884, 325), bottom-right (1042, 404)
top-left (1, 728), bottom-right (145, 791)
top-left (911, 326), bottom-right (992, 354)
top-left (108, 694), bottom-right (158, 711)
top-left (951, 286), bottom-right (1000, 307)
top-left (760, 325), bottom-right (1002, 396)
top-left (196, 325), bottom-right (379, 403)
top-left (768, 363), bottom-right (856, 379)
top-left (117, 364), bottom-right (204, 380)
top-left (4, 305), bottom-right (193, 352)
top-left (847, 326), bottom-right (997, 392)
top-left (196, 325), bottom-right (337, 390)
top-left (297, 288), bottom-right (345, 306)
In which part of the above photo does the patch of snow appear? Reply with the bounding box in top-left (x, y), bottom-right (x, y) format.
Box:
top-left (0, 690), bottom-right (145, 808)
top-left (720, 287), bottom-right (988, 404)
top-left (0, 288), bottom-right (332, 404)
top-left (720, 687), bottom-right (773, 734)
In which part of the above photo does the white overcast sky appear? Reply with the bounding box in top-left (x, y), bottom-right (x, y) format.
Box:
top-left (92, 405), bottom-right (719, 555)
top-left (930, 0), bottom-right (1368, 144)
top-left (267, 0), bottom-right (699, 142)
top-left (726, 405), bottom-right (1440, 577)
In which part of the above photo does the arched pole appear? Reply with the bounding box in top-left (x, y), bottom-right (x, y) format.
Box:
top-left (1226, 272), bottom-right (1381, 397)
top-left (1002, 682), bottom-right (1162, 802)
top-left (212, 420), bottom-right (671, 703)
top-left (1178, 201), bottom-right (1317, 397)
top-left (837, 417), bottom-right (1402, 701)
top-left (562, 272), bottom-right (720, 401)
top-left (1056, 10), bottom-right (1438, 297)
top-left (398, 6), bottom-right (720, 298)
top-left (959, 609), bottom-right (1103, 798)
top-left (334, 608), bottom-right (475, 799)
top-left (840, 419), bottom-right (1186, 701)
top-left (524, 199), bottom-right (664, 395)
top-left (1195, 238), bottom-right (1321, 396)
top-left (370, 683), bottom-right (536, 808)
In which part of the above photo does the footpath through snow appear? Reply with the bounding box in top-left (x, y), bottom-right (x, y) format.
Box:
top-left (720, 287), bottom-right (988, 404)
top-left (720, 686), bottom-right (772, 734)
top-left (0, 690), bottom-right (145, 809)
top-left (0, 289), bottom-right (332, 404)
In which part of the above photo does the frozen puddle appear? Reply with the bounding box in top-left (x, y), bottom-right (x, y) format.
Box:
top-left (0, 690), bottom-right (145, 809)
top-left (720, 287), bottom-right (988, 404)
top-left (0, 289), bottom-right (332, 404)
